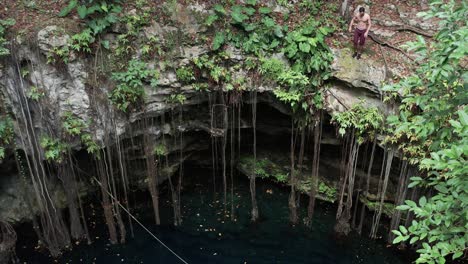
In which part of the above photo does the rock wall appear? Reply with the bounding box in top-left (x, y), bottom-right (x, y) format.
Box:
top-left (0, 3), bottom-right (395, 223)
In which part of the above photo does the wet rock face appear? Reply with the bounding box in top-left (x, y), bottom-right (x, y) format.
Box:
top-left (0, 157), bottom-right (68, 223)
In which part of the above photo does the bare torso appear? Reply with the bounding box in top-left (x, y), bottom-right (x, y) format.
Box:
top-left (354, 13), bottom-right (370, 30)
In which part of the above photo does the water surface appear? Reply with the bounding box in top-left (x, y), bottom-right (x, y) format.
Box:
top-left (16, 167), bottom-right (413, 263)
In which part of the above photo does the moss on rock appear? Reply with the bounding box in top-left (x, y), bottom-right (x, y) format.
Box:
top-left (360, 196), bottom-right (396, 217)
top-left (238, 154), bottom-right (337, 202)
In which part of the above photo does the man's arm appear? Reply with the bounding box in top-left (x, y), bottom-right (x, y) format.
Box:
top-left (365, 15), bottom-right (371, 37)
top-left (348, 16), bottom-right (355, 32)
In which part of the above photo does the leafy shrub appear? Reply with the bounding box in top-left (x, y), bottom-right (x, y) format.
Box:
top-left (59, 0), bottom-right (122, 53)
top-left (283, 21), bottom-right (333, 84)
top-left (205, 2), bottom-right (284, 55)
top-left (59, 0), bottom-right (122, 35)
top-left (176, 66), bottom-right (195, 84)
top-left (80, 133), bottom-right (100, 155)
top-left (259, 58), bottom-right (287, 79)
top-left (166, 94), bottom-right (187, 105)
top-left (27, 86), bottom-right (46, 101)
top-left (0, 117), bottom-right (14, 160)
top-left (40, 136), bottom-right (68, 163)
top-left (331, 100), bottom-right (383, 143)
top-left (70, 29), bottom-right (95, 52)
top-left (110, 59), bottom-right (150, 112)
top-left (62, 111), bottom-right (87, 136)
top-left (0, 18), bottom-right (16, 57)
top-left (153, 143), bottom-right (167, 156)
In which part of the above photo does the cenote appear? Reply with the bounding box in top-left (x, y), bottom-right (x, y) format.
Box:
top-left (1, 0), bottom-right (466, 263)
top-left (15, 164), bottom-right (413, 264)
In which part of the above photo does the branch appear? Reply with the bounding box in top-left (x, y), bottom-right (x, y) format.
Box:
top-left (395, 25), bottom-right (434, 38)
top-left (368, 32), bottom-right (416, 62)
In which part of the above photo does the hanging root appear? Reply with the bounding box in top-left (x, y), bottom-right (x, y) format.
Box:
top-left (370, 148), bottom-right (395, 239)
top-left (250, 90), bottom-right (259, 222)
top-left (307, 111), bottom-right (322, 226)
top-left (288, 120), bottom-right (298, 225)
top-left (335, 132), bottom-right (360, 236)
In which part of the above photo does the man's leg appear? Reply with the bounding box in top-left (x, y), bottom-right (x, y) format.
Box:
top-left (353, 44), bottom-right (358, 57)
top-left (357, 44), bottom-right (363, 59)
top-left (357, 32), bottom-right (366, 59)
top-left (353, 29), bottom-right (359, 57)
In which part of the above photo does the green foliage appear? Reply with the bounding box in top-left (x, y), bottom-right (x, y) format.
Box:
top-left (318, 182), bottom-right (337, 202)
top-left (110, 59), bottom-right (150, 112)
top-left (283, 21), bottom-right (333, 85)
top-left (40, 136), bottom-right (67, 163)
top-left (297, 179), bottom-right (337, 202)
top-left (62, 111), bottom-right (87, 136)
top-left (239, 156), bottom-right (288, 184)
top-left (192, 54), bottom-right (231, 84)
top-left (192, 82), bottom-right (209, 91)
top-left (59, 0), bottom-right (121, 54)
top-left (70, 29), bottom-right (95, 52)
top-left (59, 0), bottom-right (121, 35)
top-left (273, 172), bottom-right (288, 183)
top-left (176, 66), bottom-right (195, 84)
top-left (141, 36), bottom-right (163, 58)
top-left (273, 69), bottom-right (309, 111)
top-left (259, 57), bottom-right (287, 79)
top-left (123, 7), bottom-right (150, 37)
top-left (206, 2), bottom-right (284, 55)
top-left (212, 32), bottom-right (225, 51)
top-left (153, 143), bottom-right (167, 156)
top-left (298, 0), bottom-right (322, 14)
top-left (0, 118), bottom-right (14, 144)
top-left (27, 86), bottom-right (45, 101)
top-left (361, 197), bottom-right (396, 217)
top-left (384, 1), bottom-right (468, 263)
top-left (0, 18), bottom-right (16, 57)
top-left (46, 45), bottom-right (71, 64)
top-left (61, 111), bottom-right (100, 155)
top-left (20, 67), bottom-right (29, 78)
top-left (166, 93), bottom-right (187, 105)
top-left (331, 101), bottom-right (384, 143)
top-left (80, 133), bottom-right (100, 155)
top-left (0, 117), bottom-right (14, 160)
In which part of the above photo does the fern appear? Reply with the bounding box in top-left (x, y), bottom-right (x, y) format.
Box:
top-left (212, 32), bottom-right (225, 50)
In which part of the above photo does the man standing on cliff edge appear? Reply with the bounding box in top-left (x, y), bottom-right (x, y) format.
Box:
top-left (348, 7), bottom-right (371, 60)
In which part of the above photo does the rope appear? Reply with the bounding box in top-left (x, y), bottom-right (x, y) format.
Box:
top-left (91, 176), bottom-right (189, 264)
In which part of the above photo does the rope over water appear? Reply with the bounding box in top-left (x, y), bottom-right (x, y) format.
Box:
top-left (92, 177), bottom-right (189, 264)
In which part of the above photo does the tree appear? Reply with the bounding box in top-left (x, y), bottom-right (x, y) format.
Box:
top-left (384, 1), bottom-right (468, 263)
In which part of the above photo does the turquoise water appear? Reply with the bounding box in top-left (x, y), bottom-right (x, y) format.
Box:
top-left (16, 167), bottom-right (413, 263)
